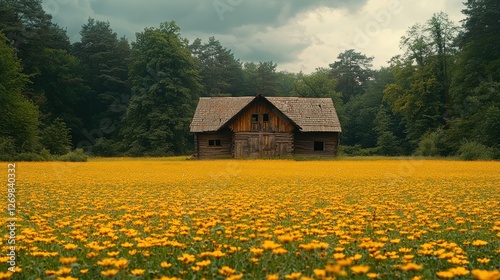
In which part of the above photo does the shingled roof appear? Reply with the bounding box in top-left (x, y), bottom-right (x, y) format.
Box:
top-left (190, 95), bottom-right (342, 133)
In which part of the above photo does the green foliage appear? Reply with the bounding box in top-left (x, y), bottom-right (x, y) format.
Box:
top-left (415, 132), bottom-right (439, 156)
top-left (457, 140), bottom-right (494, 161)
top-left (0, 32), bottom-right (40, 153)
top-left (40, 118), bottom-right (71, 155)
top-left (91, 138), bottom-right (126, 157)
top-left (190, 37), bottom-right (243, 97)
top-left (123, 21), bottom-right (201, 156)
top-left (58, 148), bottom-right (88, 162)
top-left (329, 49), bottom-right (374, 103)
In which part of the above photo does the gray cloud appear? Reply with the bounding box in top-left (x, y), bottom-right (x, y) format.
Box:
top-left (42, 0), bottom-right (463, 72)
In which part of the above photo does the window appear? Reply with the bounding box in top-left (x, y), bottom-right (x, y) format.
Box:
top-left (314, 141), bottom-right (325, 151)
top-left (251, 114), bottom-right (259, 123)
top-left (263, 113), bottom-right (270, 122)
top-left (208, 140), bottom-right (221, 146)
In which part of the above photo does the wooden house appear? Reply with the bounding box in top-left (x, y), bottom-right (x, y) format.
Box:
top-left (189, 95), bottom-right (342, 159)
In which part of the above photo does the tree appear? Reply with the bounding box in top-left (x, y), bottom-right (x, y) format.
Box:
top-left (0, 33), bottom-right (39, 154)
top-left (451, 0), bottom-right (500, 150)
top-left (122, 21), bottom-right (201, 156)
top-left (39, 118), bottom-right (71, 155)
top-left (73, 18), bottom-right (131, 145)
top-left (385, 13), bottom-right (458, 149)
top-left (190, 37), bottom-right (243, 97)
top-left (329, 49), bottom-right (374, 103)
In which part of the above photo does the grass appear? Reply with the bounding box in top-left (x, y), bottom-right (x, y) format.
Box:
top-left (1, 159), bottom-right (499, 279)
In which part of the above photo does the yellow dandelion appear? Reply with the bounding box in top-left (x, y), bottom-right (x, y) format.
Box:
top-left (101, 269), bottom-right (119, 277)
top-left (350, 265), bottom-right (370, 274)
top-left (400, 263), bottom-right (423, 271)
top-left (160, 262), bottom-right (172, 268)
top-left (60, 257), bottom-right (78, 265)
top-left (219, 266), bottom-right (236, 277)
top-left (130, 269), bottom-right (145, 276)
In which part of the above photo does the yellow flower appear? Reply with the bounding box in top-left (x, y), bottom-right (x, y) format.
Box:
top-left (262, 240), bottom-right (281, 250)
top-left (219, 266), bottom-right (236, 276)
top-left (177, 253), bottom-right (196, 264)
top-left (272, 247), bottom-right (288, 255)
top-left (131, 269), bottom-right (145, 275)
top-left (121, 242), bottom-right (134, 248)
top-left (313, 269), bottom-right (326, 279)
top-left (113, 259), bottom-right (129, 269)
top-left (472, 240), bottom-right (488, 246)
top-left (55, 267), bottom-right (72, 276)
top-left (471, 269), bottom-right (500, 280)
top-left (400, 263), bottom-right (423, 271)
top-left (250, 247), bottom-right (264, 257)
top-left (97, 258), bottom-right (116, 267)
top-left (0, 272), bottom-right (13, 280)
top-left (285, 272), bottom-right (302, 279)
top-left (196, 260), bottom-right (211, 267)
top-left (101, 269), bottom-right (119, 277)
top-left (367, 273), bottom-right (379, 279)
top-left (160, 262), bottom-right (172, 268)
top-left (226, 274), bottom-right (244, 280)
top-left (350, 265), bottom-right (370, 274)
top-left (277, 234), bottom-right (294, 243)
top-left (107, 251), bottom-right (120, 257)
top-left (448, 267), bottom-right (470, 277)
top-left (64, 244), bottom-right (78, 250)
top-left (266, 274), bottom-right (279, 280)
top-left (60, 257), bottom-right (78, 265)
top-left (57, 277), bottom-right (79, 280)
top-left (80, 269), bottom-right (89, 274)
top-left (477, 258), bottom-right (491, 264)
top-left (436, 271), bottom-right (454, 279)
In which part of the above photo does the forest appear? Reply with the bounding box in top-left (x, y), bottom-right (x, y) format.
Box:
top-left (0, 0), bottom-right (499, 160)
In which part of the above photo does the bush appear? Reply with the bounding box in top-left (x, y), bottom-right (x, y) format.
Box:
top-left (13, 152), bottom-right (47, 162)
top-left (0, 137), bottom-right (16, 161)
top-left (40, 118), bottom-right (71, 155)
top-left (91, 138), bottom-right (125, 157)
top-left (457, 140), bottom-right (494, 161)
top-left (415, 132), bottom-right (438, 156)
top-left (58, 148), bottom-right (88, 162)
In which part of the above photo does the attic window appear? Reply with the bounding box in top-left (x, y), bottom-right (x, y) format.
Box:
top-left (314, 141), bottom-right (325, 151)
top-left (263, 113), bottom-right (270, 122)
top-left (208, 140), bottom-right (221, 146)
top-left (251, 114), bottom-right (259, 123)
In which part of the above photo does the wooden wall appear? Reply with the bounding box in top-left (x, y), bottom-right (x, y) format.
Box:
top-left (195, 131), bottom-right (232, 159)
top-left (228, 99), bottom-right (294, 133)
top-left (294, 132), bottom-right (339, 157)
top-left (233, 132), bottom-right (293, 158)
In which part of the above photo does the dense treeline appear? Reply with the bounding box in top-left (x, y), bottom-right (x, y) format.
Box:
top-left (0, 0), bottom-right (498, 160)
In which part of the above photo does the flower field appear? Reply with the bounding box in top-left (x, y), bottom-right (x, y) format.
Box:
top-left (2, 159), bottom-right (500, 279)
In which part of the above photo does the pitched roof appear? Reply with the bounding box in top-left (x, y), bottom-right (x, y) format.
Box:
top-left (190, 95), bottom-right (342, 133)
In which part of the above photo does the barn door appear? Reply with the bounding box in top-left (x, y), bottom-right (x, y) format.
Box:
top-left (262, 135), bottom-right (276, 157)
top-left (234, 141), bottom-right (246, 158)
top-left (248, 136), bottom-right (260, 158)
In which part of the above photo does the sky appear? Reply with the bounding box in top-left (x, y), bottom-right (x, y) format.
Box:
top-left (41, 0), bottom-right (465, 74)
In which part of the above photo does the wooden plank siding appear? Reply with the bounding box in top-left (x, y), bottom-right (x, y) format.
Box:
top-left (294, 132), bottom-right (339, 157)
top-left (196, 131), bottom-right (232, 159)
top-left (228, 99), bottom-right (295, 133)
top-left (233, 132), bottom-right (293, 158)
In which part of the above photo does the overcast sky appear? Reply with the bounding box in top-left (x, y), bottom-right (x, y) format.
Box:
top-left (41, 0), bottom-right (465, 73)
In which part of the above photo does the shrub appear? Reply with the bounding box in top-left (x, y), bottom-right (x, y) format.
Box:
top-left (14, 152), bottom-right (46, 162)
top-left (58, 148), bottom-right (88, 162)
top-left (457, 140), bottom-right (493, 161)
top-left (415, 132), bottom-right (438, 156)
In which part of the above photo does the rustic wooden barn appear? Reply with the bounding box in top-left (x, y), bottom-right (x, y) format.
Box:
top-left (190, 95), bottom-right (342, 159)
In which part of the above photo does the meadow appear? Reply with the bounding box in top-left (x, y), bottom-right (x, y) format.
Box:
top-left (1, 159), bottom-right (499, 279)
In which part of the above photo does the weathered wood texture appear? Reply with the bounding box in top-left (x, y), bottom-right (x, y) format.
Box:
top-left (228, 99), bottom-right (294, 133)
top-left (294, 132), bottom-right (339, 156)
top-left (195, 131), bottom-right (232, 159)
top-left (233, 132), bottom-right (293, 158)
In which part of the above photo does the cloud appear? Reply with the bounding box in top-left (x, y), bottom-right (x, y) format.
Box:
top-left (42, 0), bottom-right (464, 73)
